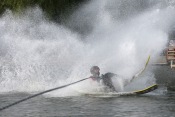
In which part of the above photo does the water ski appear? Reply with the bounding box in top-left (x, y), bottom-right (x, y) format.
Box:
top-left (79, 84), bottom-right (158, 97)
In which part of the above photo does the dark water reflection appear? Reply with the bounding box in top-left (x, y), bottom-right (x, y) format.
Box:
top-left (0, 90), bottom-right (175, 117)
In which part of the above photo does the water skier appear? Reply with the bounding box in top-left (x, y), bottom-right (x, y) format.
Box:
top-left (89, 66), bottom-right (117, 92)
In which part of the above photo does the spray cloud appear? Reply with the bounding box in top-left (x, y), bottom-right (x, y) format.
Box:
top-left (0, 0), bottom-right (175, 96)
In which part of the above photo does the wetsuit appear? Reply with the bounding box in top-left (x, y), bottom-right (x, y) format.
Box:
top-left (90, 72), bottom-right (117, 92)
top-left (101, 72), bottom-right (117, 92)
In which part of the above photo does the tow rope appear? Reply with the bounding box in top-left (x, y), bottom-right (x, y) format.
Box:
top-left (0, 77), bottom-right (90, 111)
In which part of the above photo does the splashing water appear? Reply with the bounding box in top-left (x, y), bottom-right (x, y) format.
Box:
top-left (0, 0), bottom-right (175, 96)
top-left (0, 8), bottom-right (85, 94)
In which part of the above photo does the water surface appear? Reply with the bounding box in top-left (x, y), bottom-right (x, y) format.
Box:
top-left (0, 88), bottom-right (174, 117)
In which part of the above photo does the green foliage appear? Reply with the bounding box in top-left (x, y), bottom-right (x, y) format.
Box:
top-left (0, 0), bottom-right (88, 21)
top-left (0, 0), bottom-right (36, 14)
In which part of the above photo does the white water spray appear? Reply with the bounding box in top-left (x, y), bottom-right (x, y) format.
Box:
top-left (0, 1), bottom-right (175, 96)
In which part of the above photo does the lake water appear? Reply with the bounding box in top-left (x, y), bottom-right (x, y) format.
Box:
top-left (0, 87), bottom-right (175, 117)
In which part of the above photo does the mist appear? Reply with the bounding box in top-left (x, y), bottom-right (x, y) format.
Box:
top-left (0, 0), bottom-right (175, 96)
